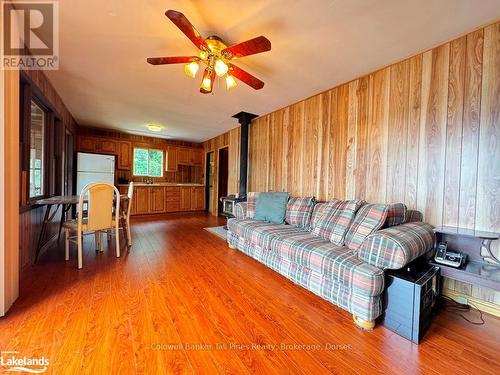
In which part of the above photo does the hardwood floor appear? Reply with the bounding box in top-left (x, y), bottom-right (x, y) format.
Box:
top-left (1, 213), bottom-right (499, 374)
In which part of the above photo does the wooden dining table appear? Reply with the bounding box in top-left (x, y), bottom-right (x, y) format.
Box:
top-left (33, 195), bottom-right (129, 263)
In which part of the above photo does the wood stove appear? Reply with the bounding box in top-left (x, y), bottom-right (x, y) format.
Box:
top-left (220, 195), bottom-right (246, 218)
top-left (219, 111), bottom-right (258, 219)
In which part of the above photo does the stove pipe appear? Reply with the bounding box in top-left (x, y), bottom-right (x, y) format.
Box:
top-left (232, 111), bottom-right (258, 198)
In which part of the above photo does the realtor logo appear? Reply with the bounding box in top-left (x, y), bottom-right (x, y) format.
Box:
top-left (1, 0), bottom-right (59, 70)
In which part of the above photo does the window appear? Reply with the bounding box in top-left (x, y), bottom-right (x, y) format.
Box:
top-left (29, 100), bottom-right (45, 198)
top-left (133, 148), bottom-right (163, 177)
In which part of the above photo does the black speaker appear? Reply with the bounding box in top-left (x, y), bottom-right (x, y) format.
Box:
top-left (381, 258), bottom-right (440, 343)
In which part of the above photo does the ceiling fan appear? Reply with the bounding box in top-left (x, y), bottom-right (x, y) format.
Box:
top-left (147, 10), bottom-right (271, 94)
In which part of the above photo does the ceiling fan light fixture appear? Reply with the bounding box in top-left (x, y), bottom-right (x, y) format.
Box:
top-left (184, 61), bottom-right (199, 78)
top-left (199, 50), bottom-right (209, 60)
top-left (225, 74), bottom-right (237, 90)
top-left (214, 59), bottom-right (229, 77)
top-left (200, 68), bottom-right (214, 93)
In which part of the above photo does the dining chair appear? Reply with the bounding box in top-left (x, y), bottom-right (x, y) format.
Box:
top-left (63, 182), bottom-right (120, 269)
top-left (123, 182), bottom-right (134, 246)
top-left (107, 182), bottom-right (134, 247)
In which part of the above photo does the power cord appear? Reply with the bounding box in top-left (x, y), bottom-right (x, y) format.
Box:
top-left (440, 295), bottom-right (485, 325)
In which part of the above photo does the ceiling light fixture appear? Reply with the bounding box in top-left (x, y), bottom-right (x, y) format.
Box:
top-left (200, 68), bottom-right (215, 94)
top-left (214, 59), bottom-right (228, 77)
top-left (225, 74), bottom-right (237, 90)
top-left (184, 61), bottom-right (199, 78)
top-left (147, 124), bottom-right (163, 132)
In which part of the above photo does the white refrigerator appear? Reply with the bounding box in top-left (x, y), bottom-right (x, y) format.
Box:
top-left (76, 152), bottom-right (115, 195)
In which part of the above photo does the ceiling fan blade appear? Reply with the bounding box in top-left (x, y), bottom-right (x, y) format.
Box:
top-left (228, 64), bottom-right (264, 90)
top-left (147, 56), bottom-right (197, 65)
top-left (222, 36), bottom-right (271, 59)
top-left (166, 10), bottom-right (208, 51)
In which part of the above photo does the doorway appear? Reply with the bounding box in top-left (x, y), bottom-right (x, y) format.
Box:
top-left (217, 147), bottom-right (229, 216)
top-left (206, 151), bottom-right (214, 213)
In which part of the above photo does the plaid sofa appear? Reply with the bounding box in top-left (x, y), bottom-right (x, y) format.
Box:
top-left (227, 198), bottom-right (434, 323)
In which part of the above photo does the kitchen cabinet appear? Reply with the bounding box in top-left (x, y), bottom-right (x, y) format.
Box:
top-left (78, 136), bottom-right (99, 153)
top-left (117, 141), bottom-right (132, 170)
top-left (134, 186), bottom-right (150, 215)
top-left (181, 186), bottom-right (205, 211)
top-left (78, 136), bottom-right (131, 170)
top-left (150, 187), bottom-right (166, 213)
top-left (177, 148), bottom-right (191, 165)
top-left (180, 186), bottom-right (192, 211)
top-left (166, 187), bottom-right (181, 212)
top-left (192, 186), bottom-right (205, 210)
top-left (126, 185), bottom-right (204, 215)
top-left (166, 146), bottom-right (178, 172)
top-left (177, 147), bottom-right (204, 166)
top-left (77, 136), bottom-right (117, 154)
top-left (192, 149), bottom-right (203, 166)
top-left (100, 139), bottom-right (117, 153)
top-left (166, 146), bottom-right (204, 169)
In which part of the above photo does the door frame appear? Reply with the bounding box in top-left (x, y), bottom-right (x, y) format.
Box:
top-left (217, 146), bottom-right (229, 216)
top-left (205, 151), bottom-right (214, 213)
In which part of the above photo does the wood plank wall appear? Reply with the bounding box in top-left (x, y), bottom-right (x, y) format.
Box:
top-left (203, 127), bottom-right (241, 216)
top-left (19, 70), bottom-right (79, 269)
top-left (247, 22), bottom-right (500, 304)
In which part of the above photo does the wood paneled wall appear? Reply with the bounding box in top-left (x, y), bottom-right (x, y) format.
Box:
top-left (22, 70), bottom-right (79, 134)
top-left (247, 22), bottom-right (500, 304)
top-left (1, 68), bottom-right (20, 315)
top-left (203, 127), bottom-right (241, 216)
top-left (19, 69), bottom-right (79, 269)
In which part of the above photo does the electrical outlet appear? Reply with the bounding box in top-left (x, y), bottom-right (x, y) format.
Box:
top-left (456, 295), bottom-right (468, 305)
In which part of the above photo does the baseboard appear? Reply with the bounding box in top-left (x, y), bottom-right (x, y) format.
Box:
top-left (442, 288), bottom-right (500, 318)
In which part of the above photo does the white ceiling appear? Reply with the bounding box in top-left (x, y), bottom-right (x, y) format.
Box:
top-left (46, 0), bottom-right (500, 142)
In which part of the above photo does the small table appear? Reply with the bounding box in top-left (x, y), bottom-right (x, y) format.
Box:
top-left (430, 226), bottom-right (500, 291)
top-left (33, 195), bottom-right (129, 263)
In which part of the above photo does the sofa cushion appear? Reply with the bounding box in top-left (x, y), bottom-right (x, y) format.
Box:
top-left (270, 232), bottom-right (384, 296)
top-left (356, 222), bottom-right (435, 269)
top-left (309, 202), bottom-right (331, 232)
top-left (254, 192), bottom-right (290, 224)
top-left (345, 204), bottom-right (389, 251)
top-left (384, 203), bottom-right (407, 227)
top-left (245, 192), bottom-right (260, 219)
top-left (405, 210), bottom-right (423, 223)
top-left (286, 196), bottom-right (316, 229)
top-left (227, 218), bottom-right (304, 249)
top-left (311, 200), bottom-right (365, 246)
top-left (234, 202), bottom-right (247, 220)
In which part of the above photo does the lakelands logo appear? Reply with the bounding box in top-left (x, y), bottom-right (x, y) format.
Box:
top-left (1, 0), bottom-right (59, 70)
top-left (1, 351), bottom-right (49, 373)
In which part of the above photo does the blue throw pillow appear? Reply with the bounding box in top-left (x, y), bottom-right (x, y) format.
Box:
top-left (254, 192), bottom-right (290, 224)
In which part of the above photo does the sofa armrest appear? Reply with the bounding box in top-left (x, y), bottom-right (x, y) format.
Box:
top-left (356, 222), bottom-right (435, 270)
top-left (234, 202), bottom-right (248, 219)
